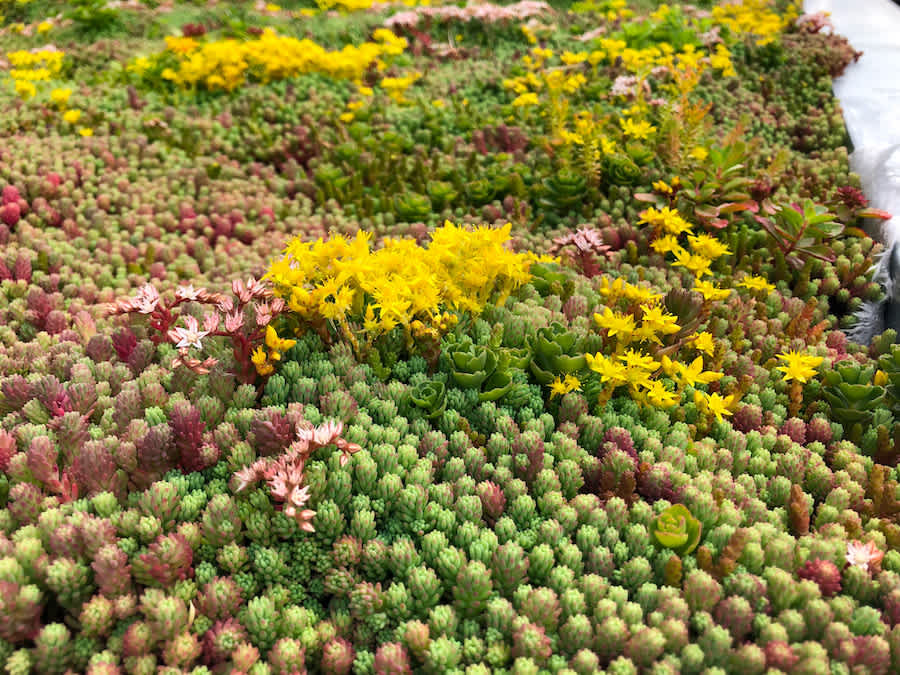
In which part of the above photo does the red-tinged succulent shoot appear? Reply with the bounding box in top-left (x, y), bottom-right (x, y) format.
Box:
top-left (764, 641), bottom-right (799, 671)
top-left (374, 642), bottom-right (413, 674)
top-left (321, 637), bottom-right (355, 675)
top-left (132, 533), bottom-right (194, 588)
top-left (202, 618), bottom-right (249, 665)
top-left (797, 558), bottom-right (843, 597)
top-left (161, 630), bottom-right (202, 669)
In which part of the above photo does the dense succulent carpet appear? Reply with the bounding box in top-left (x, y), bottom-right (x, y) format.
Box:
top-left (2, 1), bottom-right (900, 674)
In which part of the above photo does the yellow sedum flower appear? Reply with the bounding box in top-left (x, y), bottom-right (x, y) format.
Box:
top-left (13, 80), bottom-right (36, 99)
top-left (251, 346), bottom-right (274, 376)
top-left (690, 332), bottom-right (716, 357)
top-left (775, 350), bottom-right (824, 384)
top-left (266, 223), bottom-right (548, 348)
top-left (265, 325), bottom-right (297, 361)
top-left (643, 380), bottom-right (680, 408)
top-left (739, 276), bottom-right (776, 293)
top-left (50, 87), bottom-right (71, 106)
top-left (675, 356), bottom-right (723, 388)
top-left (549, 374), bottom-right (582, 398)
top-left (651, 235), bottom-right (682, 256)
top-left (593, 307), bottom-right (636, 340)
top-left (620, 117), bottom-right (656, 140)
top-left (687, 234), bottom-right (732, 260)
top-left (689, 146), bottom-right (709, 161)
top-left (693, 279), bottom-right (731, 302)
top-left (63, 109), bottom-right (82, 123)
top-left (635, 303), bottom-right (680, 344)
top-left (695, 390), bottom-right (736, 422)
top-left (78, 127), bottom-right (93, 137)
top-left (512, 92), bottom-right (540, 107)
top-left (672, 248), bottom-right (712, 278)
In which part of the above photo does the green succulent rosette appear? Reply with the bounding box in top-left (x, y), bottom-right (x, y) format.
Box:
top-left (410, 379), bottom-right (447, 420)
top-left (527, 322), bottom-right (586, 385)
top-left (528, 263), bottom-right (572, 298)
top-left (822, 362), bottom-right (885, 426)
top-left (652, 504), bottom-right (702, 556)
top-left (448, 343), bottom-right (516, 402)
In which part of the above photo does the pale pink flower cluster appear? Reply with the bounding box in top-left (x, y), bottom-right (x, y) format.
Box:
top-left (107, 277), bottom-right (278, 381)
top-left (232, 420), bottom-right (362, 531)
top-left (551, 227), bottom-right (611, 257)
top-left (796, 11), bottom-right (833, 34)
top-left (610, 75), bottom-right (651, 99)
top-left (386, 1), bottom-right (551, 29)
top-left (846, 540), bottom-right (884, 573)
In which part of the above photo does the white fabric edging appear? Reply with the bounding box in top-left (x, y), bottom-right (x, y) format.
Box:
top-left (804, 0), bottom-right (900, 244)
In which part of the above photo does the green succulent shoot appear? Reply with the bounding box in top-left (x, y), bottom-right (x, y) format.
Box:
top-left (528, 263), bottom-right (573, 299)
top-left (821, 362), bottom-right (885, 426)
top-left (448, 343), bottom-right (515, 402)
top-left (410, 379), bottom-right (447, 420)
top-left (528, 322), bottom-right (587, 385)
top-left (652, 504), bottom-right (702, 556)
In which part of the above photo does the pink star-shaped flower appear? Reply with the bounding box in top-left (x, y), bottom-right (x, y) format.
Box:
top-left (846, 540), bottom-right (884, 572)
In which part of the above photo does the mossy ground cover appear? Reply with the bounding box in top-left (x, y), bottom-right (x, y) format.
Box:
top-left (1, 1), bottom-right (900, 673)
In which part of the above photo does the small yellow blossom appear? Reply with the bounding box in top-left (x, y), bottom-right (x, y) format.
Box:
top-left (14, 80), bottom-right (36, 99)
top-left (638, 303), bottom-right (680, 340)
top-left (63, 109), bottom-right (82, 123)
top-left (687, 233), bottom-right (732, 260)
top-left (653, 179), bottom-right (674, 195)
top-left (561, 51), bottom-right (588, 65)
top-left (690, 332), bottom-right (716, 357)
top-left (251, 346), bottom-right (274, 376)
top-left (739, 276), bottom-right (776, 293)
top-left (586, 352), bottom-right (629, 387)
top-left (672, 248), bottom-right (713, 278)
top-left (775, 350), bottom-right (824, 384)
top-left (651, 235), bottom-right (682, 256)
top-left (37, 20), bottom-right (52, 34)
top-left (689, 146), bottom-right (709, 161)
top-left (693, 279), bottom-right (731, 302)
top-left (675, 356), bottom-right (723, 388)
top-left (165, 36), bottom-right (199, 55)
top-left (594, 307), bottom-right (636, 340)
top-left (619, 349), bottom-right (660, 373)
top-left (512, 92), bottom-right (540, 107)
top-left (50, 88), bottom-right (72, 106)
top-left (265, 325), bottom-right (297, 360)
top-left (549, 374), bottom-right (582, 398)
top-left (644, 380), bottom-right (680, 408)
top-left (620, 118), bottom-right (657, 140)
top-left (695, 390), bottom-right (735, 421)
top-left (639, 207), bottom-right (693, 236)
top-left (78, 127), bottom-right (93, 137)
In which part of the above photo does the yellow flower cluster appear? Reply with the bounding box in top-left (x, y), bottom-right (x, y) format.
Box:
top-left (503, 16), bottom-right (740, 151)
top-left (711, 0), bottom-right (800, 47)
top-left (252, 325), bottom-right (297, 376)
top-left (144, 28), bottom-right (407, 93)
top-left (380, 71), bottom-right (422, 104)
top-left (6, 48), bottom-right (64, 100)
top-left (4, 49), bottom-right (89, 135)
top-left (266, 222), bottom-right (551, 354)
top-left (587, 273), bottom-right (733, 412)
top-left (315, 0), bottom-right (429, 11)
top-left (643, 208), bottom-right (733, 281)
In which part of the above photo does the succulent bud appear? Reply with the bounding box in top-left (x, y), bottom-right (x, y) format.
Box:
top-left (374, 642), bottom-right (412, 674)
